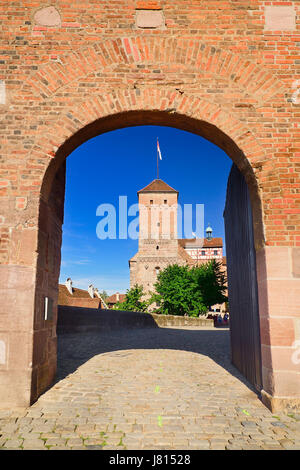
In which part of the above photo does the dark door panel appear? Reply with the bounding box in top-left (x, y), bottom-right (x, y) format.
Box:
top-left (223, 164), bottom-right (262, 391)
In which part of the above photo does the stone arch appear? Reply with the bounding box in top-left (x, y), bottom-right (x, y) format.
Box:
top-left (36, 89), bottom-right (266, 249)
top-left (32, 98), bottom-right (270, 405)
top-left (21, 38), bottom-right (287, 105)
top-left (1, 84), bottom-right (274, 409)
top-left (30, 97), bottom-right (268, 401)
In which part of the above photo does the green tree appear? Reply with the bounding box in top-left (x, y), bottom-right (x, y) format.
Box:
top-left (190, 260), bottom-right (227, 310)
top-left (99, 290), bottom-right (109, 302)
top-left (151, 264), bottom-right (206, 317)
top-left (152, 261), bottom-right (227, 317)
top-left (114, 284), bottom-right (149, 312)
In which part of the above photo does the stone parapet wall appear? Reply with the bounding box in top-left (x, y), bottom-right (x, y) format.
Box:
top-left (151, 313), bottom-right (214, 328)
top-left (57, 306), bottom-right (158, 334)
top-left (57, 306), bottom-right (213, 334)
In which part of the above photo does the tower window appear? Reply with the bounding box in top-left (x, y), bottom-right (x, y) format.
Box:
top-left (150, 200), bottom-right (153, 205)
top-left (164, 199), bottom-right (167, 204)
top-left (156, 245), bottom-right (159, 250)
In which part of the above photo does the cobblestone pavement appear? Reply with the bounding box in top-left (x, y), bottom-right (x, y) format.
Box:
top-left (1, 326), bottom-right (300, 450)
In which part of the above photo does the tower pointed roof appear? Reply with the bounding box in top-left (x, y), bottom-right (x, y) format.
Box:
top-left (137, 179), bottom-right (178, 194)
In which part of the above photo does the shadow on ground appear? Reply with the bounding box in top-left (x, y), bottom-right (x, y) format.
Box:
top-left (56, 326), bottom-right (259, 398)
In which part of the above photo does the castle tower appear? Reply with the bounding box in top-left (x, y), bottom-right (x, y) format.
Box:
top-left (129, 179), bottom-right (183, 293)
top-left (138, 178), bottom-right (179, 255)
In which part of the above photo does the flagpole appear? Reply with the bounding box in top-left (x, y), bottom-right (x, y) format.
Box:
top-left (157, 137), bottom-right (159, 179)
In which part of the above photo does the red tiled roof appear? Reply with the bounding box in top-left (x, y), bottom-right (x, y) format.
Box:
top-left (107, 293), bottom-right (126, 304)
top-left (138, 179), bottom-right (178, 194)
top-left (59, 284), bottom-right (92, 301)
top-left (178, 238), bottom-right (223, 248)
top-left (58, 284), bottom-right (101, 308)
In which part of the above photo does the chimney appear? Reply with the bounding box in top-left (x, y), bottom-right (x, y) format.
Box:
top-left (94, 288), bottom-right (100, 298)
top-left (65, 278), bottom-right (73, 295)
top-left (116, 292), bottom-right (120, 302)
top-left (88, 284), bottom-right (94, 298)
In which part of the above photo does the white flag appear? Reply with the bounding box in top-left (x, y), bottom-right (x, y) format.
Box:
top-left (157, 139), bottom-right (162, 160)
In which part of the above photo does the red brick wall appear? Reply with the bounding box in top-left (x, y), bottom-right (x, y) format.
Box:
top-left (0, 0), bottom-right (299, 409)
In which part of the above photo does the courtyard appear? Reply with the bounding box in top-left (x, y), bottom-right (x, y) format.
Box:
top-left (0, 326), bottom-right (299, 450)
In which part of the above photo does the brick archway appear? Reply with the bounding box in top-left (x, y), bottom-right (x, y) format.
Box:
top-left (21, 38), bottom-right (286, 105)
top-left (26, 101), bottom-right (272, 410)
top-left (1, 91), bottom-right (298, 413)
top-left (0, 4), bottom-right (299, 412)
top-left (39, 91), bottom-right (266, 242)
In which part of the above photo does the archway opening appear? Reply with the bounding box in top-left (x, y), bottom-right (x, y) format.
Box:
top-left (41, 111), bottom-right (264, 248)
top-left (35, 110), bottom-right (265, 407)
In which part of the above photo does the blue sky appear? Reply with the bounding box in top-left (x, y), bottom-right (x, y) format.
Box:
top-left (59, 126), bottom-right (232, 294)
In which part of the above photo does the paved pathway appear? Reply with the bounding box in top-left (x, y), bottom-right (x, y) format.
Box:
top-left (1, 326), bottom-right (300, 450)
